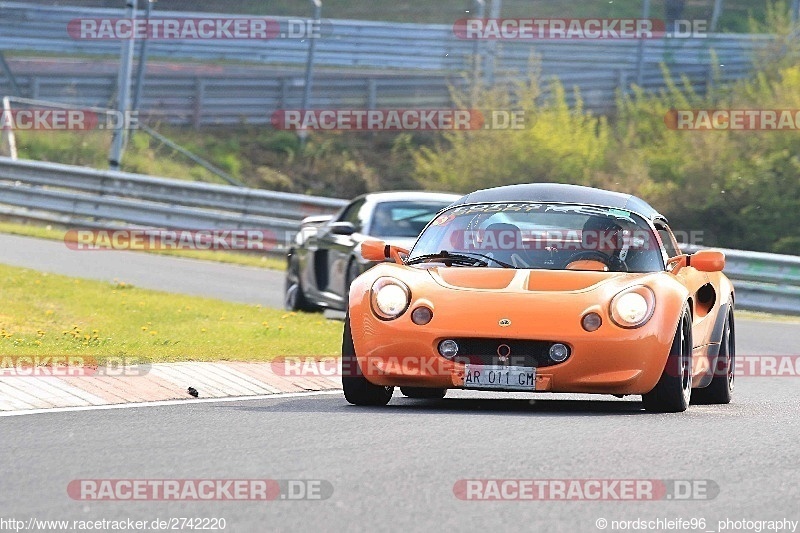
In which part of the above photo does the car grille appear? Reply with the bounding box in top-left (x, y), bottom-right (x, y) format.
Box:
top-left (452, 338), bottom-right (569, 368)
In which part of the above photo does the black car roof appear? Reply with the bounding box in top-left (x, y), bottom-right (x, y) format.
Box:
top-left (451, 183), bottom-right (665, 222)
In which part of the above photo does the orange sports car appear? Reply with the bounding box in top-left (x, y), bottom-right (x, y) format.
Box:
top-left (342, 183), bottom-right (735, 412)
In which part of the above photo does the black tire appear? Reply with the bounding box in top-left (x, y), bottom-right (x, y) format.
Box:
top-left (343, 258), bottom-right (361, 310)
top-left (692, 309), bottom-right (735, 405)
top-left (400, 387), bottom-right (447, 399)
top-left (642, 304), bottom-right (693, 413)
top-left (284, 252), bottom-right (319, 312)
top-left (342, 317), bottom-right (393, 406)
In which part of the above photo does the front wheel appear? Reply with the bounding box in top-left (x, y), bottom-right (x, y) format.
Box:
top-left (642, 304), bottom-right (693, 413)
top-left (284, 253), bottom-right (319, 312)
top-left (342, 317), bottom-right (393, 406)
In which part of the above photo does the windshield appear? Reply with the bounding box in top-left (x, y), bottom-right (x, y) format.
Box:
top-left (409, 202), bottom-right (665, 272)
top-left (370, 200), bottom-right (452, 238)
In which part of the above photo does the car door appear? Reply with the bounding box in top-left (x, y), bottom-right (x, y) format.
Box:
top-left (315, 198), bottom-right (368, 303)
top-left (658, 222), bottom-right (715, 354)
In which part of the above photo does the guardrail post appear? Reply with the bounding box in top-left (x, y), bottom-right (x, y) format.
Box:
top-left (193, 77), bottom-right (205, 129)
top-left (367, 79), bottom-right (377, 109)
top-left (281, 79), bottom-right (291, 109)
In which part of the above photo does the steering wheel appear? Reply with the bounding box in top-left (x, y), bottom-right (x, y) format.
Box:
top-left (563, 250), bottom-right (628, 272)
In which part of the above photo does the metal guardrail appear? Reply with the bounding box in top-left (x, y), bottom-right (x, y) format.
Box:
top-left (0, 2), bottom-right (767, 119)
top-left (0, 156), bottom-right (798, 314)
top-left (0, 156), bottom-right (347, 251)
top-left (683, 245), bottom-right (800, 316)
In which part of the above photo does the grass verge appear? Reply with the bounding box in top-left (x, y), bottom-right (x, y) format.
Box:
top-left (0, 263), bottom-right (340, 361)
top-left (0, 221), bottom-right (287, 271)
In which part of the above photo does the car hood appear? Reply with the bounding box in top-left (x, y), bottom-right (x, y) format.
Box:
top-left (426, 267), bottom-right (644, 292)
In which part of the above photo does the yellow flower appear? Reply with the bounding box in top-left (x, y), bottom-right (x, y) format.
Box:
top-left (141, 326), bottom-right (148, 331)
top-left (150, 331), bottom-right (158, 336)
top-left (200, 328), bottom-right (207, 333)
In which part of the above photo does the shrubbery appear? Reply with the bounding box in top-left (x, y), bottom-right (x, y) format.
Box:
top-left (412, 5), bottom-right (800, 255)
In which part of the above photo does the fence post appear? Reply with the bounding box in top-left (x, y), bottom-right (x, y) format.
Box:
top-left (635, 0), bottom-right (651, 86)
top-left (131, 0), bottom-right (154, 116)
top-left (1, 96), bottom-right (18, 160)
top-left (0, 52), bottom-right (21, 97)
top-left (109, 0), bottom-right (138, 170)
top-left (299, 0), bottom-right (322, 147)
top-left (484, 0), bottom-right (501, 86)
top-left (471, 0), bottom-right (485, 102)
top-left (710, 0), bottom-right (724, 32)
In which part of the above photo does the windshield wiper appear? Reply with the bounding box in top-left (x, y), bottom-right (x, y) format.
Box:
top-left (406, 250), bottom-right (514, 268)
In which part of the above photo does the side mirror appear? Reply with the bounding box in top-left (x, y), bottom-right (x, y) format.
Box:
top-left (329, 221), bottom-right (356, 236)
top-left (360, 240), bottom-right (409, 264)
top-left (691, 250), bottom-right (725, 272)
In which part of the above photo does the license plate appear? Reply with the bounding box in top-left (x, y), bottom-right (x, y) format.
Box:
top-left (463, 365), bottom-right (536, 391)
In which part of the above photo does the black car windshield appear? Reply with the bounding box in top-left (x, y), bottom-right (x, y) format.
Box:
top-left (370, 201), bottom-right (452, 238)
top-left (408, 202), bottom-right (665, 272)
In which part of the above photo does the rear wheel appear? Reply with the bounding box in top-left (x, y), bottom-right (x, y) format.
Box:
top-left (342, 317), bottom-right (393, 406)
top-left (642, 304), bottom-right (693, 413)
top-left (692, 309), bottom-right (735, 405)
top-left (400, 387), bottom-right (447, 399)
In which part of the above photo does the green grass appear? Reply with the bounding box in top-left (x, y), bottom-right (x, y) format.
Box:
top-left (0, 263), bottom-right (341, 361)
top-left (0, 222), bottom-right (287, 271)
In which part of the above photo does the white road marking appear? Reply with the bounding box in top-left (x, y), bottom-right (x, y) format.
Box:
top-left (0, 389), bottom-right (344, 418)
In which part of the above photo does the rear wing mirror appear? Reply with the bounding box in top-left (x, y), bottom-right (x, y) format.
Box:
top-left (361, 240), bottom-right (409, 264)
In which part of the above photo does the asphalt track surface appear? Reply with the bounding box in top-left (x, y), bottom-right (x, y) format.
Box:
top-left (2, 233), bottom-right (800, 532)
top-left (0, 233), bottom-right (286, 308)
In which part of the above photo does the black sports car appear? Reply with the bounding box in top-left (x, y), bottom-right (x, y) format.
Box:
top-left (285, 191), bottom-right (459, 311)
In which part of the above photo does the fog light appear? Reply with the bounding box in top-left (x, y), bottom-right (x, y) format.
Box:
top-left (411, 306), bottom-right (433, 325)
top-left (439, 339), bottom-right (459, 359)
top-left (582, 312), bottom-right (602, 332)
top-left (549, 343), bottom-right (569, 362)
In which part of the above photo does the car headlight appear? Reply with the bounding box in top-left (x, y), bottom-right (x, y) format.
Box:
top-left (610, 286), bottom-right (655, 328)
top-left (371, 277), bottom-right (410, 320)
